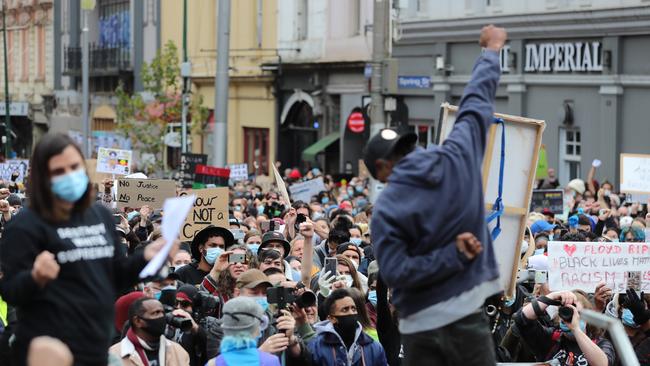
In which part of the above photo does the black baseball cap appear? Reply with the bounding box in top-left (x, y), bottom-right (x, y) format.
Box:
top-left (363, 127), bottom-right (417, 179)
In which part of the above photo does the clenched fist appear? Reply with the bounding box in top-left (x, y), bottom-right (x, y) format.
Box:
top-left (456, 232), bottom-right (483, 261)
top-left (32, 251), bottom-right (60, 287)
top-left (479, 25), bottom-right (507, 52)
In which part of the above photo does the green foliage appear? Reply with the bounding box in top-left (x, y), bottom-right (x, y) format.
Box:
top-left (115, 40), bottom-right (207, 174)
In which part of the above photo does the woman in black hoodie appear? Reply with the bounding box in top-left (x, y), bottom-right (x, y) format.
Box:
top-left (0, 134), bottom-right (168, 366)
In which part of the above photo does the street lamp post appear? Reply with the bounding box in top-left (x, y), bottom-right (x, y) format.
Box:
top-left (2, 0), bottom-right (11, 158)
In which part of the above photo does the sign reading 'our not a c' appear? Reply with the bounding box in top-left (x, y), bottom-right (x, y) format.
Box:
top-left (179, 187), bottom-right (229, 241)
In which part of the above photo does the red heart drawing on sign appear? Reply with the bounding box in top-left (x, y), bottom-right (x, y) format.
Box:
top-left (564, 244), bottom-right (577, 257)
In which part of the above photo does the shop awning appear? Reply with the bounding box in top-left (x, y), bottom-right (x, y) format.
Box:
top-left (302, 132), bottom-right (340, 162)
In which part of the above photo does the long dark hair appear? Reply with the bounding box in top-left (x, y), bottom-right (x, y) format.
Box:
top-left (28, 133), bottom-right (93, 222)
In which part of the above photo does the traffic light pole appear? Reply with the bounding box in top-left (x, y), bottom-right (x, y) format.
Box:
top-left (2, 1), bottom-right (11, 158)
top-left (213, 0), bottom-right (231, 167)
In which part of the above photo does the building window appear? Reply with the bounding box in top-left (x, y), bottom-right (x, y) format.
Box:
top-left (98, 0), bottom-right (130, 49)
top-left (349, 0), bottom-right (361, 36)
top-left (92, 118), bottom-right (116, 131)
top-left (559, 127), bottom-right (581, 184)
top-left (244, 128), bottom-right (269, 175)
top-left (296, 0), bottom-right (308, 40)
top-left (20, 29), bottom-right (28, 81)
top-left (37, 25), bottom-right (45, 80)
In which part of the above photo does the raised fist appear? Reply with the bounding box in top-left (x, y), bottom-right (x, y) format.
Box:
top-left (479, 25), bottom-right (507, 52)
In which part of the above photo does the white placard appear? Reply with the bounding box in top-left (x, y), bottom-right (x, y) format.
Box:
top-left (229, 163), bottom-right (249, 182)
top-left (289, 177), bottom-right (326, 203)
top-left (620, 153), bottom-right (650, 194)
top-left (548, 241), bottom-right (650, 293)
top-left (0, 159), bottom-right (28, 183)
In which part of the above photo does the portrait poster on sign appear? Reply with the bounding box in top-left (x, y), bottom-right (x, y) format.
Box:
top-left (97, 147), bottom-right (132, 175)
top-left (548, 241), bottom-right (650, 293)
top-left (116, 179), bottom-right (177, 210)
top-left (179, 187), bottom-right (229, 241)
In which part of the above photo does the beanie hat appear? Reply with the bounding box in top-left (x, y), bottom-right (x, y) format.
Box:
top-left (114, 291), bottom-right (145, 331)
top-left (567, 179), bottom-right (586, 195)
top-left (221, 297), bottom-right (266, 336)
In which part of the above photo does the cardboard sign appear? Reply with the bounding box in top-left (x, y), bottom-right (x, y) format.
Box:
top-left (272, 164), bottom-right (291, 206)
top-left (530, 189), bottom-right (564, 215)
top-left (0, 159), bottom-right (28, 183)
top-left (229, 163), bottom-right (249, 182)
top-left (256, 175), bottom-right (273, 193)
top-left (620, 153), bottom-right (650, 194)
top-left (438, 103), bottom-right (546, 298)
top-left (97, 147), bottom-right (132, 175)
top-left (548, 241), bottom-right (650, 292)
top-left (180, 153), bottom-right (207, 188)
top-left (289, 177), bottom-right (326, 203)
top-left (116, 179), bottom-right (176, 210)
top-left (179, 187), bottom-right (229, 241)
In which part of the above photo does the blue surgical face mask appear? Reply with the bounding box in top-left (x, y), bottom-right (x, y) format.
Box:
top-left (559, 320), bottom-right (586, 334)
top-left (127, 211), bottom-right (140, 221)
top-left (321, 197), bottom-right (329, 204)
top-left (347, 188), bottom-right (354, 196)
top-left (350, 238), bottom-right (362, 246)
top-left (51, 169), bottom-right (89, 203)
top-left (204, 247), bottom-right (223, 265)
top-left (153, 291), bottom-right (162, 300)
top-left (534, 248), bottom-right (545, 256)
top-left (256, 205), bottom-right (265, 215)
top-left (254, 296), bottom-right (269, 312)
top-left (312, 212), bottom-right (324, 221)
top-left (247, 244), bottom-right (260, 255)
top-left (622, 309), bottom-right (640, 328)
top-left (548, 234), bottom-right (554, 241)
top-left (368, 290), bottom-right (377, 307)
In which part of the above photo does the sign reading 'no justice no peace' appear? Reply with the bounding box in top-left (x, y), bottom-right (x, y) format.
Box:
top-left (179, 187), bottom-right (229, 241)
top-left (117, 179), bottom-right (177, 210)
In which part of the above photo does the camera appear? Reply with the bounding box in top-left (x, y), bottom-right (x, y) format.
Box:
top-left (266, 286), bottom-right (316, 310)
top-left (165, 312), bottom-right (193, 332)
top-left (558, 306), bottom-right (574, 323)
top-left (193, 291), bottom-right (220, 319)
top-left (294, 213), bottom-right (307, 232)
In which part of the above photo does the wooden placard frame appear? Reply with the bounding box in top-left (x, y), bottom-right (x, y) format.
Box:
top-left (438, 102), bottom-right (546, 299)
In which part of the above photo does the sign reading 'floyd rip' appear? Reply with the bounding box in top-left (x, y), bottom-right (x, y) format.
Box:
top-left (179, 187), bottom-right (229, 241)
top-left (117, 179), bottom-right (177, 210)
top-left (548, 241), bottom-right (650, 293)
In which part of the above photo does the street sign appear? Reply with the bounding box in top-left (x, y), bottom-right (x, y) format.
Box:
top-left (347, 111), bottom-right (365, 133)
top-left (397, 76), bottom-right (431, 89)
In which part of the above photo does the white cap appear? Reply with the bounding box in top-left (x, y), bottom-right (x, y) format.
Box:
top-left (528, 254), bottom-right (548, 271)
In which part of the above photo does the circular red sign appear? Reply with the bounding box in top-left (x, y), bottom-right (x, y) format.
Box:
top-left (347, 111), bottom-right (365, 133)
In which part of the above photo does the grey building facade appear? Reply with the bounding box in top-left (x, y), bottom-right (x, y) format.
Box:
top-left (389, 5), bottom-right (650, 187)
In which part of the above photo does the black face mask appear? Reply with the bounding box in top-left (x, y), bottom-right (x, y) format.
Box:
top-left (140, 316), bottom-right (166, 338)
top-left (333, 314), bottom-right (358, 344)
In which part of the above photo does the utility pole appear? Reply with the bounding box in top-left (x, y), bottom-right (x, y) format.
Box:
top-left (213, 0), bottom-right (230, 167)
top-left (369, 0), bottom-right (389, 137)
top-left (2, 0), bottom-right (10, 158)
top-left (180, 0), bottom-right (189, 154)
top-left (368, 0), bottom-right (390, 203)
top-left (81, 0), bottom-right (95, 158)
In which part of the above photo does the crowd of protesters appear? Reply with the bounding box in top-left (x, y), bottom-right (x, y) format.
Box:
top-left (0, 25), bottom-right (647, 366)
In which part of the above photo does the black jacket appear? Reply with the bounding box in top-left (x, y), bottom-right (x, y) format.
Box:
top-left (0, 203), bottom-right (147, 365)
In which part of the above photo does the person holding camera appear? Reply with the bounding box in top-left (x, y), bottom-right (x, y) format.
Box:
top-left (176, 225), bottom-right (236, 286)
top-left (308, 288), bottom-right (387, 366)
top-left (109, 297), bottom-right (189, 366)
top-left (515, 290), bottom-right (615, 366)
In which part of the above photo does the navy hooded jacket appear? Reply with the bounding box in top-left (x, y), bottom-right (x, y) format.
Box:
top-left (371, 50), bottom-right (502, 333)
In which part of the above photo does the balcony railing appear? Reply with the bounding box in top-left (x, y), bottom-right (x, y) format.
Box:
top-left (63, 44), bottom-right (132, 76)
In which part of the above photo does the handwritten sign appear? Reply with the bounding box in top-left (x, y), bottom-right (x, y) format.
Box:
top-left (180, 153), bottom-right (207, 188)
top-left (256, 175), bottom-right (273, 193)
top-left (179, 187), bottom-right (229, 241)
top-left (289, 177), bottom-right (326, 203)
top-left (548, 241), bottom-right (650, 292)
top-left (116, 179), bottom-right (176, 210)
top-left (620, 153), bottom-right (650, 194)
top-left (229, 163), bottom-right (249, 182)
top-left (97, 147), bottom-right (132, 175)
top-left (0, 159), bottom-right (28, 183)
top-left (530, 189), bottom-right (564, 215)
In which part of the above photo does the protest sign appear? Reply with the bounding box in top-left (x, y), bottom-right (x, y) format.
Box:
top-left (256, 175), bottom-right (273, 193)
top-left (179, 187), bottom-right (229, 241)
top-left (0, 159), bottom-right (28, 183)
top-left (536, 145), bottom-right (548, 179)
top-left (548, 241), bottom-right (650, 293)
top-left (229, 163), bottom-right (249, 182)
top-left (530, 189), bottom-right (564, 215)
top-left (96, 147), bottom-right (132, 175)
top-left (272, 164), bottom-right (291, 206)
top-left (438, 103), bottom-right (546, 298)
top-left (620, 153), bottom-right (650, 194)
top-left (179, 153), bottom-right (207, 188)
top-left (289, 177), bottom-right (326, 203)
top-left (194, 164), bottom-right (230, 187)
top-left (86, 159), bottom-right (112, 184)
top-left (116, 179), bottom-right (176, 210)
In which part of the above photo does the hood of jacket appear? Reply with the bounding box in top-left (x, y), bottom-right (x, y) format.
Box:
top-left (389, 146), bottom-right (444, 188)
